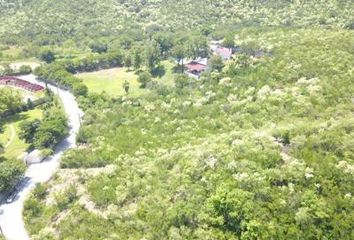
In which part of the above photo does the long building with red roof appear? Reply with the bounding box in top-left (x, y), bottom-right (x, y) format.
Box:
top-left (0, 76), bottom-right (44, 92)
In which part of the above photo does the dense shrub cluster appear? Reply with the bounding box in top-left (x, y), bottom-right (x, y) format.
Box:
top-left (62, 51), bottom-right (124, 73)
top-left (24, 28), bottom-right (354, 239)
top-left (0, 88), bottom-right (22, 116)
top-left (0, 159), bottom-right (26, 193)
top-left (0, 0), bottom-right (353, 47)
top-left (0, 64), bottom-right (32, 76)
top-left (19, 99), bottom-right (68, 150)
top-left (35, 64), bottom-right (88, 96)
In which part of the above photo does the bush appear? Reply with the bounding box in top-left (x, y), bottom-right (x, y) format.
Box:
top-left (19, 65), bottom-right (32, 74)
top-left (174, 74), bottom-right (190, 89)
top-left (39, 49), bottom-right (55, 63)
top-left (0, 160), bottom-right (26, 193)
top-left (137, 71), bottom-right (152, 88)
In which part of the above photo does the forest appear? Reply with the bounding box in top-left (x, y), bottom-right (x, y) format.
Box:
top-left (0, 0), bottom-right (353, 240)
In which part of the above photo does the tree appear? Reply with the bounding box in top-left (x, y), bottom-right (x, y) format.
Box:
top-left (131, 47), bottom-right (143, 70)
top-left (2, 63), bottom-right (13, 75)
top-left (0, 160), bottom-right (26, 192)
top-left (207, 186), bottom-right (254, 234)
top-left (208, 55), bottom-right (224, 72)
top-left (124, 54), bottom-right (132, 70)
top-left (123, 80), bottom-right (130, 94)
top-left (39, 49), bottom-right (55, 63)
top-left (145, 42), bottom-right (161, 71)
top-left (72, 82), bottom-right (88, 96)
top-left (171, 44), bottom-right (186, 73)
top-left (0, 88), bottom-right (22, 115)
top-left (137, 72), bottom-right (152, 88)
top-left (19, 119), bottom-right (41, 143)
top-left (153, 32), bottom-right (173, 55)
top-left (174, 74), bottom-right (190, 89)
top-left (187, 35), bottom-right (209, 59)
top-left (89, 42), bottom-right (108, 54)
top-left (19, 65), bottom-right (32, 74)
top-left (33, 107), bottom-right (68, 149)
top-left (223, 34), bottom-right (235, 48)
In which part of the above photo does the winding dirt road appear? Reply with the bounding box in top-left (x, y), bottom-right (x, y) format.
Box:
top-left (0, 74), bottom-right (83, 240)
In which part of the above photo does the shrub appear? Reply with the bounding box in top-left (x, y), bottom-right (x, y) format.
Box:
top-left (0, 160), bottom-right (26, 192)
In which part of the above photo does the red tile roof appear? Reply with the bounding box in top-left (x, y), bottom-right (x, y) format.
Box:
top-left (185, 61), bottom-right (207, 73)
top-left (0, 76), bottom-right (44, 92)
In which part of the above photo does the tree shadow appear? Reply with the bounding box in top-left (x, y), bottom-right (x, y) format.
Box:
top-left (134, 69), bottom-right (144, 75)
top-left (1, 177), bottom-right (31, 204)
top-left (1, 112), bottom-right (30, 126)
top-left (151, 65), bottom-right (166, 78)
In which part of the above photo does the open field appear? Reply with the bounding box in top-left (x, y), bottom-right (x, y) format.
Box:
top-left (77, 61), bottom-right (176, 97)
top-left (76, 67), bottom-right (142, 97)
top-left (0, 108), bottom-right (43, 159)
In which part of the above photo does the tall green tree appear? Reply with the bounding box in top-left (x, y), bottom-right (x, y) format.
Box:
top-left (124, 54), bottom-right (132, 70)
top-left (132, 48), bottom-right (142, 70)
top-left (171, 44), bottom-right (187, 73)
top-left (145, 41), bottom-right (161, 71)
top-left (223, 34), bottom-right (235, 48)
top-left (39, 49), bottom-right (55, 63)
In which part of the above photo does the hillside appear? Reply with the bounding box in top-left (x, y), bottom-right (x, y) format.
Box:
top-left (0, 1), bottom-right (353, 239)
top-left (23, 27), bottom-right (354, 239)
top-left (0, 0), bottom-right (353, 47)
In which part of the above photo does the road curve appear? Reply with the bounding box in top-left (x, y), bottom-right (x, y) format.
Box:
top-left (0, 74), bottom-right (83, 240)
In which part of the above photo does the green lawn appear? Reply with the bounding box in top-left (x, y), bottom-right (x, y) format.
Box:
top-left (0, 108), bottom-right (43, 160)
top-left (76, 61), bottom-right (176, 97)
top-left (76, 67), bottom-right (143, 97)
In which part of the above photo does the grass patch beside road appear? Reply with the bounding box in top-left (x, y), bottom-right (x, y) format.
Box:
top-left (0, 108), bottom-right (43, 160)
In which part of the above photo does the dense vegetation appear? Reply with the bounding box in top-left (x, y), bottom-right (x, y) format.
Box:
top-left (0, 88), bottom-right (22, 116)
top-left (0, 89), bottom-right (66, 194)
top-left (0, 0), bottom-right (353, 62)
top-left (24, 27), bottom-right (354, 239)
top-left (0, 160), bottom-right (25, 193)
top-left (0, 89), bottom-right (26, 193)
top-left (18, 96), bottom-right (68, 150)
top-left (1, 0), bottom-right (353, 47)
top-left (0, 0), bottom-right (351, 239)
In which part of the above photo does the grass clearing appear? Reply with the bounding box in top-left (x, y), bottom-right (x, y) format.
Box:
top-left (76, 67), bottom-right (143, 97)
top-left (77, 61), bottom-right (176, 97)
top-left (0, 108), bottom-right (43, 159)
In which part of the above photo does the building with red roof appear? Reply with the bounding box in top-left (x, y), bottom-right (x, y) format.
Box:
top-left (0, 76), bottom-right (44, 92)
top-left (185, 61), bottom-right (207, 74)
